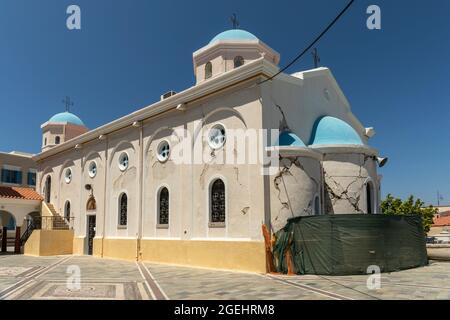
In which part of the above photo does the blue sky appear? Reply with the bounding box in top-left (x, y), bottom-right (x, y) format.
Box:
top-left (0, 0), bottom-right (449, 205)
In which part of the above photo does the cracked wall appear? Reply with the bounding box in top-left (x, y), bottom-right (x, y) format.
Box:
top-left (270, 155), bottom-right (321, 232)
top-left (322, 153), bottom-right (378, 214)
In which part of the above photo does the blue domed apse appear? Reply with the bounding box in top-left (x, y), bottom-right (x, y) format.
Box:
top-left (210, 29), bottom-right (258, 44)
top-left (49, 112), bottom-right (85, 127)
top-left (309, 116), bottom-right (363, 146)
top-left (276, 131), bottom-right (306, 147)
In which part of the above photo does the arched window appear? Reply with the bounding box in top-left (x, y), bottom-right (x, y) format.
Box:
top-left (64, 201), bottom-right (71, 221)
top-left (158, 187), bottom-right (169, 225)
top-left (44, 137), bottom-right (47, 146)
top-left (55, 136), bottom-right (61, 145)
top-left (366, 182), bottom-right (374, 214)
top-left (44, 176), bottom-right (51, 203)
top-left (234, 56), bottom-right (244, 68)
top-left (205, 62), bottom-right (212, 80)
top-left (86, 195), bottom-right (97, 211)
top-left (118, 193), bottom-right (128, 226)
top-left (210, 179), bottom-right (225, 225)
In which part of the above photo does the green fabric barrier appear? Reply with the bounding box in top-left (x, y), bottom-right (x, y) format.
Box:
top-left (273, 214), bottom-right (428, 275)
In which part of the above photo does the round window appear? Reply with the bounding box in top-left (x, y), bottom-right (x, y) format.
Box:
top-left (157, 141), bottom-right (170, 162)
top-left (64, 168), bottom-right (72, 184)
top-left (208, 124), bottom-right (226, 149)
top-left (88, 161), bottom-right (97, 178)
top-left (118, 152), bottom-right (129, 171)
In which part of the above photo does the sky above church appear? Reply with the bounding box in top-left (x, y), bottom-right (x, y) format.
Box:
top-left (0, 0), bottom-right (449, 205)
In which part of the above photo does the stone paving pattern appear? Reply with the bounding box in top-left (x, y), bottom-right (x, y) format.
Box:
top-left (0, 254), bottom-right (450, 300)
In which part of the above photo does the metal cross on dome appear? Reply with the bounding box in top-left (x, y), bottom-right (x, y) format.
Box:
top-left (230, 13), bottom-right (239, 29)
top-left (62, 96), bottom-right (74, 112)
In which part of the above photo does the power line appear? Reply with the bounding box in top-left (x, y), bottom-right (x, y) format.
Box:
top-left (259, 0), bottom-right (355, 85)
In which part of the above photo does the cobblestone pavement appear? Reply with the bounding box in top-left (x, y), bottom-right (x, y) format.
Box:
top-left (0, 254), bottom-right (449, 300)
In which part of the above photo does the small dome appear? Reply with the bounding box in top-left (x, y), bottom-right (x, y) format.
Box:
top-left (49, 112), bottom-right (85, 127)
top-left (309, 116), bottom-right (363, 146)
top-left (210, 29), bottom-right (258, 44)
top-left (276, 131), bottom-right (306, 147)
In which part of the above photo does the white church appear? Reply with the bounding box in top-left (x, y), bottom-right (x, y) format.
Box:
top-left (31, 28), bottom-right (384, 272)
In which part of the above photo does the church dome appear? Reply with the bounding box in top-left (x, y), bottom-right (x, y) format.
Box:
top-left (309, 116), bottom-right (363, 146)
top-left (276, 130), bottom-right (306, 147)
top-left (209, 29), bottom-right (258, 44)
top-left (48, 112), bottom-right (85, 127)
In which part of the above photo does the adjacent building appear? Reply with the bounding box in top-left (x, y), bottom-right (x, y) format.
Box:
top-left (0, 151), bottom-right (41, 237)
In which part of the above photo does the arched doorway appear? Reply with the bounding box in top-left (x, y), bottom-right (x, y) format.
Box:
top-left (0, 211), bottom-right (16, 230)
top-left (44, 176), bottom-right (51, 203)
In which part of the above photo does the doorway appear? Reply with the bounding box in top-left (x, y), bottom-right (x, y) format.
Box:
top-left (86, 215), bottom-right (96, 255)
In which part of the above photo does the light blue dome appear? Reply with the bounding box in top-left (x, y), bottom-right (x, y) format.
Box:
top-left (49, 112), bottom-right (85, 126)
top-left (309, 116), bottom-right (363, 146)
top-left (276, 131), bottom-right (306, 147)
top-left (210, 29), bottom-right (258, 44)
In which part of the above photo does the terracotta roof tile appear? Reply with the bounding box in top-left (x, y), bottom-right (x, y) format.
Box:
top-left (433, 216), bottom-right (450, 227)
top-left (0, 186), bottom-right (43, 201)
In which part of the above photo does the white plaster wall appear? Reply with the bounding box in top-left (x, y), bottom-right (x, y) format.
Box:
top-left (105, 130), bottom-right (140, 238)
top-left (322, 153), bottom-right (379, 214)
top-left (269, 156), bottom-right (322, 232)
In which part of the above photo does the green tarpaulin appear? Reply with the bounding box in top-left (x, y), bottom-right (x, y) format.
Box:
top-left (273, 214), bottom-right (428, 275)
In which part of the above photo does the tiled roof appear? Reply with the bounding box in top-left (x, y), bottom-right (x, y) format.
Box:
top-left (433, 216), bottom-right (450, 227)
top-left (0, 186), bottom-right (43, 201)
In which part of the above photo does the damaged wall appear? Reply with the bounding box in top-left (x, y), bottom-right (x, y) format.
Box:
top-left (270, 155), bottom-right (321, 232)
top-left (322, 152), bottom-right (378, 214)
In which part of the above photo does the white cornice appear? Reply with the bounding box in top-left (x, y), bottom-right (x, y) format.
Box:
top-left (310, 144), bottom-right (379, 156)
top-left (266, 146), bottom-right (323, 160)
top-left (33, 58), bottom-right (279, 162)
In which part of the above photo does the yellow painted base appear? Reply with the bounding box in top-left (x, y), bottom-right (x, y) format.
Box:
top-left (140, 239), bottom-right (266, 273)
top-left (27, 234), bottom-right (267, 273)
top-left (24, 230), bottom-right (74, 256)
top-left (99, 238), bottom-right (138, 261)
top-left (73, 237), bottom-right (85, 255)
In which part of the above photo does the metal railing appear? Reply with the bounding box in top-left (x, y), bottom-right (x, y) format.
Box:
top-left (29, 216), bottom-right (75, 231)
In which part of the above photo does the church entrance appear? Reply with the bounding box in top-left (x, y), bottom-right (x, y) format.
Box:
top-left (86, 215), bottom-right (96, 255)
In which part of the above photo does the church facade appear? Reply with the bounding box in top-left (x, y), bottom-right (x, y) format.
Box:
top-left (33, 29), bottom-right (383, 272)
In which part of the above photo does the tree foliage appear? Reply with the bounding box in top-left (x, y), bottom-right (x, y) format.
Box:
top-left (381, 194), bottom-right (437, 233)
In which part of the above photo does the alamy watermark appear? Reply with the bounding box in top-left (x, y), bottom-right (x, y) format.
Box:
top-left (367, 5), bottom-right (381, 30)
top-left (66, 5), bottom-right (81, 30)
top-left (66, 265), bottom-right (81, 290)
top-left (366, 265), bottom-right (381, 290)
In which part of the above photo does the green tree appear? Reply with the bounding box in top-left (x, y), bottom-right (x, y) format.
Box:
top-left (381, 194), bottom-right (437, 233)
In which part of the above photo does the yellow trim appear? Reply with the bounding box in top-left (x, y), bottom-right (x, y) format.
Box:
top-left (139, 239), bottom-right (266, 273)
top-left (24, 230), bottom-right (74, 256)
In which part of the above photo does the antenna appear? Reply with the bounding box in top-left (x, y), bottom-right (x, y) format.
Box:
top-left (62, 96), bottom-right (74, 112)
top-left (311, 48), bottom-right (321, 68)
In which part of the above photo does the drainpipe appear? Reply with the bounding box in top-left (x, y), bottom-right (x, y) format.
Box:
top-left (101, 137), bottom-right (109, 257)
top-left (137, 122), bottom-right (144, 261)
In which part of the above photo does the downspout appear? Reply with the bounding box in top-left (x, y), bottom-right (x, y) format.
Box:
top-left (137, 123), bottom-right (144, 261)
top-left (321, 160), bottom-right (325, 214)
top-left (101, 137), bottom-right (109, 257)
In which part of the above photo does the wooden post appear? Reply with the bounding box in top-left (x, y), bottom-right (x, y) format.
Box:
top-left (1, 227), bottom-right (7, 252)
top-left (14, 226), bottom-right (21, 254)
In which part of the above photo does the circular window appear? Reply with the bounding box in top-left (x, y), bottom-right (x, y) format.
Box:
top-left (118, 152), bottom-right (129, 171)
top-left (88, 161), bottom-right (97, 178)
top-left (64, 168), bottom-right (72, 184)
top-left (157, 141), bottom-right (170, 162)
top-left (208, 124), bottom-right (226, 149)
